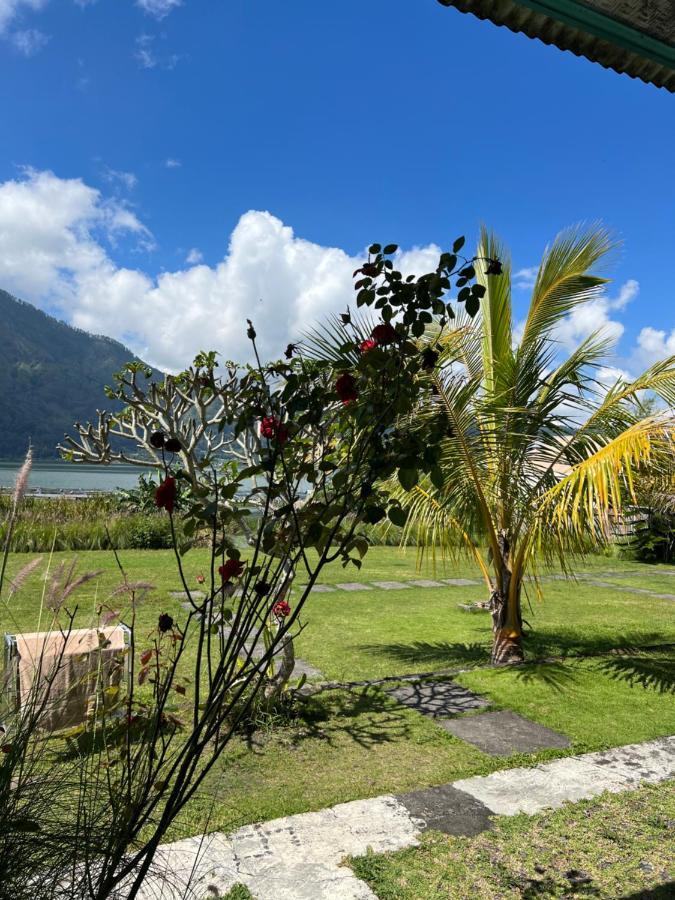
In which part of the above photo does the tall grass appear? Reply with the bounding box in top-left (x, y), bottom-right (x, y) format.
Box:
top-left (0, 495), bottom-right (180, 552)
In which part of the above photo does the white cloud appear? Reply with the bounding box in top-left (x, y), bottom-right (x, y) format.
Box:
top-left (134, 32), bottom-right (180, 69)
top-left (185, 247), bottom-right (202, 264)
top-left (631, 326), bottom-right (675, 369)
top-left (553, 279), bottom-right (639, 351)
top-left (136, 0), bottom-right (181, 20)
top-left (102, 167), bottom-right (138, 191)
top-left (514, 266), bottom-right (537, 290)
top-left (0, 0), bottom-right (46, 34)
top-left (165, 158), bottom-right (181, 169)
top-left (0, 169), bottom-right (452, 374)
top-left (11, 26), bottom-right (48, 54)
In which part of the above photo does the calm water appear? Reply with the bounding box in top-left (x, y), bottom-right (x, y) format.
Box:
top-left (0, 461), bottom-right (153, 493)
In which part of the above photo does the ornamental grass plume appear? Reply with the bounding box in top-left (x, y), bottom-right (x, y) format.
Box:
top-left (12, 446), bottom-right (32, 507)
top-left (0, 446), bottom-right (33, 599)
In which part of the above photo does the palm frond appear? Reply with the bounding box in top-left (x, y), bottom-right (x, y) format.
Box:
top-left (519, 224), bottom-right (615, 350)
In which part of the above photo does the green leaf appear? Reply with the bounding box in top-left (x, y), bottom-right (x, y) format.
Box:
top-left (466, 295), bottom-right (480, 317)
top-left (453, 236), bottom-right (465, 253)
top-left (368, 243), bottom-right (381, 254)
top-left (430, 465), bottom-right (445, 490)
top-left (398, 468), bottom-right (418, 491)
top-left (383, 243), bottom-right (398, 254)
top-left (388, 505), bottom-right (408, 527)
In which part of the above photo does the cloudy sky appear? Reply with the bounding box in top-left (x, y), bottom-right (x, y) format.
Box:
top-left (0, 0), bottom-right (673, 374)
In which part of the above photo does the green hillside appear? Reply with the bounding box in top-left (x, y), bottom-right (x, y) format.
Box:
top-left (0, 289), bottom-right (151, 460)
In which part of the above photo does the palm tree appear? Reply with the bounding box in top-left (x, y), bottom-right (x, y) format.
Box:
top-left (398, 225), bottom-right (675, 664)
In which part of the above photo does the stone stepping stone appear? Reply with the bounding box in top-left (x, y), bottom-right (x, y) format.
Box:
top-left (443, 578), bottom-right (480, 586)
top-left (297, 583), bottom-right (337, 593)
top-left (388, 680), bottom-right (489, 717)
top-left (409, 579), bottom-right (445, 588)
top-left (396, 783), bottom-right (493, 836)
top-left (171, 590), bottom-right (205, 600)
top-left (441, 710), bottom-right (570, 756)
top-left (335, 582), bottom-right (370, 591)
top-left (372, 580), bottom-right (411, 590)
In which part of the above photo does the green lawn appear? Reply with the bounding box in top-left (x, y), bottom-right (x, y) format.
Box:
top-left (1, 545), bottom-right (674, 843)
top-left (349, 779), bottom-right (675, 899)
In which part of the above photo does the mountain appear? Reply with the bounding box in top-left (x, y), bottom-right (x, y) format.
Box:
top-left (0, 289), bottom-right (152, 460)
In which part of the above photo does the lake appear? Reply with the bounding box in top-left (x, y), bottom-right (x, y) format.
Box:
top-left (0, 460), bottom-right (153, 494)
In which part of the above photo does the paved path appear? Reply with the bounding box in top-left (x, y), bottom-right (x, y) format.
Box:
top-left (294, 571), bottom-right (675, 601)
top-left (135, 735), bottom-right (675, 900)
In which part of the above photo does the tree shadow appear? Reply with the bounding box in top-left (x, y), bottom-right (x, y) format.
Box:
top-left (511, 660), bottom-right (579, 693)
top-left (619, 887), bottom-right (675, 899)
top-left (359, 640), bottom-right (489, 669)
top-left (525, 630), bottom-right (674, 661)
top-left (286, 686), bottom-right (413, 752)
top-left (594, 651), bottom-right (675, 695)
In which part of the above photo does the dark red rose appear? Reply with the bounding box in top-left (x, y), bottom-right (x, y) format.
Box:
top-left (272, 599), bottom-right (291, 618)
top-left (219, 558), bottom-right (245, 581)
top-left (335, 372), bottom-right (358, 405)
top-left (371, 323), bottom-right (398, 345)
top-left (361, 263), bottom-right (379, 278)
top-left (254, 581), bottom-right (271, 596)
top-left (486, 258), bottom-right (503, 276)
top-left (260, 415), bottom-right (289, 444)
top-left (155, 477), bottom-right (177, 513)
top-left (149, 431), bottom-right (165, 449)
top-left (359, 338), bottom-right (377, 353)
top-left (165, 437), bottom-right (182, 453)
top-left (158, 613), bottom-right (174, 633)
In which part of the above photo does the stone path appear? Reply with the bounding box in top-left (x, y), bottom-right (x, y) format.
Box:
top-left (135, 735), bottom-right (675, 899)
top-left (386, 680), bottom-right (569, 755)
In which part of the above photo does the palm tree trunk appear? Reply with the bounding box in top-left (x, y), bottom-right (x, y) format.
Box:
top-left (489, 535), bottom-right (524, 665)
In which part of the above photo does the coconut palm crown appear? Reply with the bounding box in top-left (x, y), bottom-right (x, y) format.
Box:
top-left (397, 225), bottom-right (675, 664)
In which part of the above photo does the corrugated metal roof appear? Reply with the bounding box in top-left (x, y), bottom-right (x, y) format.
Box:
top-left (438, 1), bottom-right (675, 92)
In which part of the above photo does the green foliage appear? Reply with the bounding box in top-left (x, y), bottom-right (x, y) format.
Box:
top-left (623, 509), bottom-right (675, 563)
top-left (0, 493), bottom-right (180, 551)
top-left (0, 288), bottom-right (156, 460)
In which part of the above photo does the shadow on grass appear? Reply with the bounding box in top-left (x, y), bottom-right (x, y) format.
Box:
top-left (359, 640), bottom-right (489, 669)
top-left (525, 630), bottom-right (674, 660)
top-left (512, 661), bottom-right (579, 693)
top-left (595, 652), bottom-right (675, 695)
top-left (620, 887), bottom-right (675, 899)
top-left (289, 686), bottom-right (414, 751)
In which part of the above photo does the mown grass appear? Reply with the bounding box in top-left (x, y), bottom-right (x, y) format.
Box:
top-left (349, 780), bottom-right (675, 899)
top-left (2, 545), bottom-right (674, 842)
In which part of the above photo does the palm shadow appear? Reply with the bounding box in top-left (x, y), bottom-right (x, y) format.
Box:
top-left (359, 640), bottom-right (489, 670)
top-left (594, 651), bottom-right (675, 695)
top-left (619, 887), bottom-right (675, 899)
top-left (511, 660), bottom-right (579, 693)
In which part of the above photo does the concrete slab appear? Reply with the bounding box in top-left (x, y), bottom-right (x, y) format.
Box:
top-left (388, 680), bottom-right (488, 717)
top-left (307, 584), bottom-right (337, 593)
top-left (441, 710), bottom-right (570, 756)
top-left (442, 578), bottom-right (480, 586)
top-left (409, 579), bottom-right (445, 588)
top-left (371, 581), bottom-right (411, 590)
top-left (397, 783), bottom-right (493, 836)
top-left (335, 583), bottom-right (371, 592)
top-left (172, 591), bottom-right (205, 601)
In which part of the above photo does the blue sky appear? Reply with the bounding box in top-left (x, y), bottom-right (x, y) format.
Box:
top-left (0, 0), bottom-right (673, 372)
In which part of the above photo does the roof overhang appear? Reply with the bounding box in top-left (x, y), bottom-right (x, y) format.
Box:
top-left (437, 1), bottom-right (675, 92)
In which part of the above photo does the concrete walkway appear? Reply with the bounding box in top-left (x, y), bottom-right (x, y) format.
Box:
top-left (296, 571), bottom-right (675, 601)
top-left (136, 735), bottom-right (675, 900)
